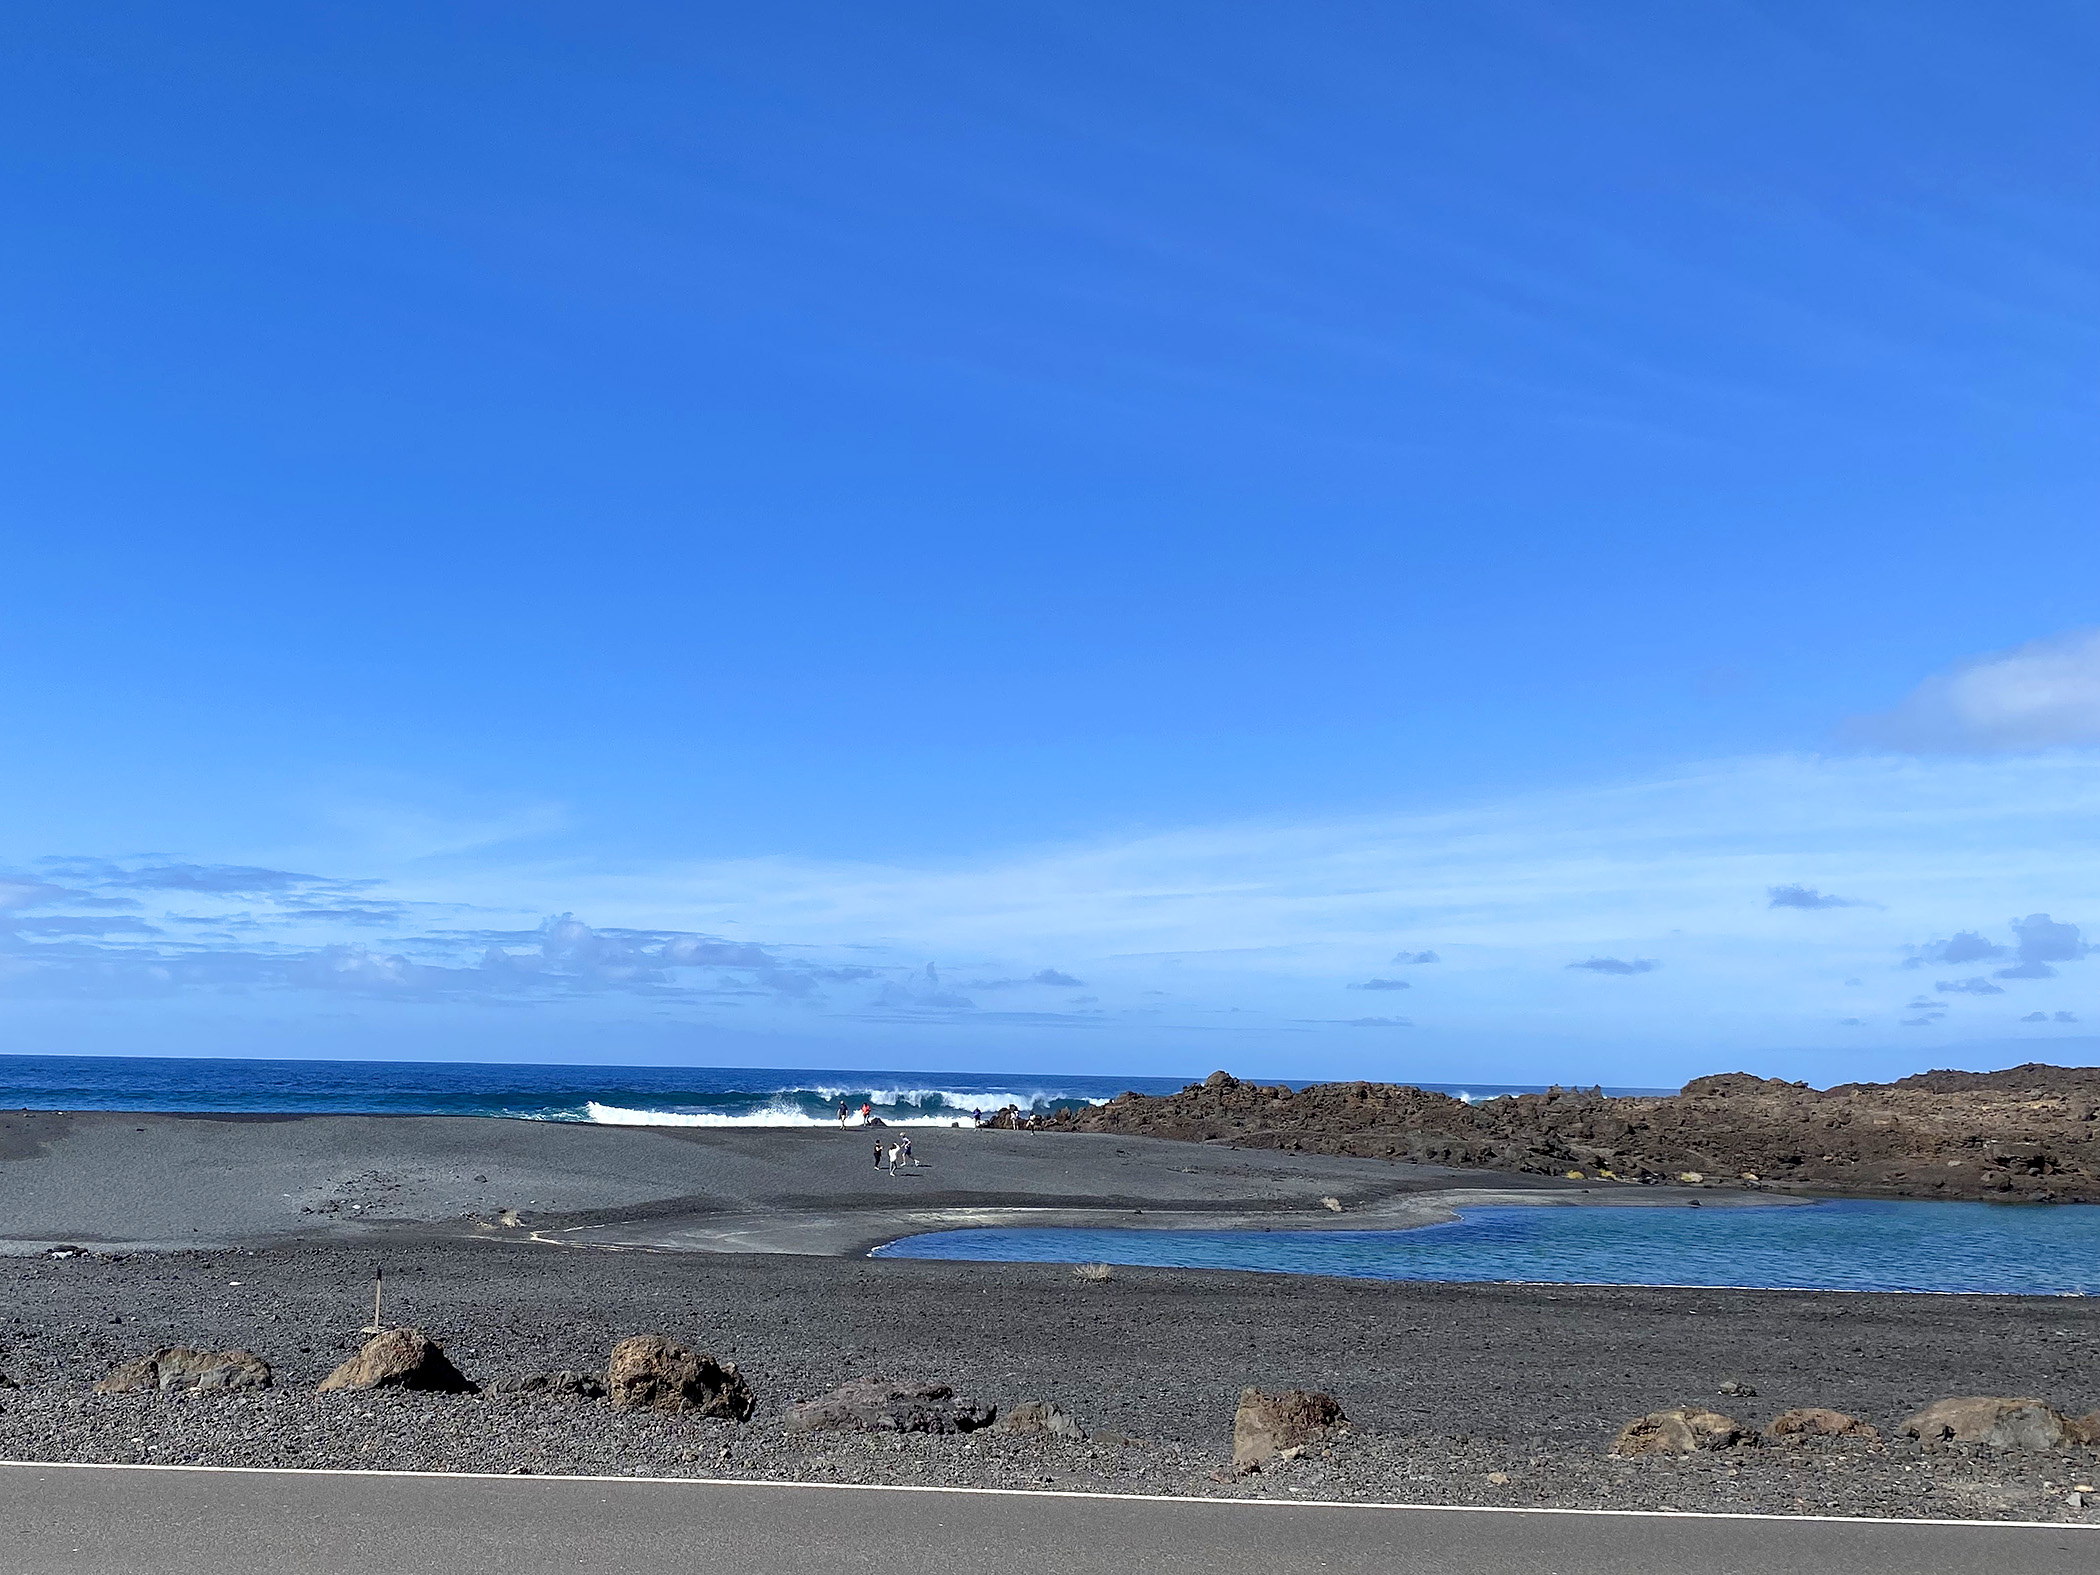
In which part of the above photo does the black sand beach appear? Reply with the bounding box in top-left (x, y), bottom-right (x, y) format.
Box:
top-left (1, 1114), bottom-right (2095, 1521)
top-left (0, 1109), bottom-right (1624, 1255)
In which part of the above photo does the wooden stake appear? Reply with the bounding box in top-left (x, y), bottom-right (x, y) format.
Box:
top-left (361, 1265), bottom-right (384, 1335)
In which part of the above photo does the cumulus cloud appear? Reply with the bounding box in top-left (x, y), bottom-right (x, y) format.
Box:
top-left (1767, 884), bottom-right (1864, 910)
top-left (1855, 627), bottom-right (2100, 752)
top-left (2022, 1010), bottom-right (2081, 1024)
top-left (1935, 977), bottom-right (2004, 996)
top-left (1348, 978), bottom-right (1411, 991)
top-left (1994, 913), bottom-right (2091, 980)
top-left (1905, 931), bottom-right (2007, 969)
top-left (1567, 957), bottom-right (1659, 975)
top-left (1390, 950), bottom-right (1440, 964)
top-left (1917, 913), bottom-right (2096, 982)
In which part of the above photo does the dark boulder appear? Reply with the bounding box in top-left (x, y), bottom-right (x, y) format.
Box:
top-left (1612, 1409), bottom-right (1746, 1456)
top-left (607, 1335), bottom-right (753, 1419)
top-left (317, 1329), bottom-right (475, 1394)
top-left (1897, 1397), bottom-right (2070, 1451)
top-left (1766, 1407), bottom-right (1879, 1442)
top-left (1232, 1387), bottom-right (1346, 1472)
top-left (783, 1378), bottom-right (995, 1435)
top-left (992, 1399), bottom-right (1084, 1439)
top-left (96, 1347), bottom-right (271, 1396)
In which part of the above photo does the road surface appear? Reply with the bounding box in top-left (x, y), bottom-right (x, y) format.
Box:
top-left (1, 1463), bottom-right (2090, 1574)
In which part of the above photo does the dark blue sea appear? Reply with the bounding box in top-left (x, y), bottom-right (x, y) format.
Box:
top-left (874, 1200), bottom-right (2100, 1296)
top-left (0, 1053), bottom-right (1605, 1126)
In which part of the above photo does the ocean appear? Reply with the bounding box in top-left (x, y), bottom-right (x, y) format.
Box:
top-left (0, 1054), bottom-right (1638, 1126)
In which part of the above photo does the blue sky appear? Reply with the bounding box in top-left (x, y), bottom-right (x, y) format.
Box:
top-left (1, 2), bottom-right (2094, 1084)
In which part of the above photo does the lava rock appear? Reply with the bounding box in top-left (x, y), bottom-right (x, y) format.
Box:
top-left (1765, 1408), bottom-right (1879, 1442)
top-left (783, 1378), bottom-right (995, 1435)
top-left (1612, 1409), bottom-right (1746, 1456)
top-left (1232, 1387), bottom-right (1346, 1472)
top-left (1050, 1062), bottom-right (2100, 1203)
top-left (95, 1347), bottom-right (271, 1395)
top-left (992, 1400), bottom-right (1085, 1439)
top-left (1897, 1397), bottom-right (2070, 1451)
top-left (606, 1335), bottom-right (752, 1419)
top-left (317, 1328), bottom-right (475, 1394)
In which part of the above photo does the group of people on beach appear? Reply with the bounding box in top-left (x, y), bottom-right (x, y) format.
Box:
top-left (874, 1134), bottom-right (916, 1174)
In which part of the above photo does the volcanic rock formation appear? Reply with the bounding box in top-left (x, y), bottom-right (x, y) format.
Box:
top-left (1046, 1064), bottom-right (2100, 1202)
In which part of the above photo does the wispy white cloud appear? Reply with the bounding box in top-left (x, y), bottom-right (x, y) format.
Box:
top-left (1853, 627), bottom-right (2100, 752)
top-left (3, 751), bottom-right (2095, 1079)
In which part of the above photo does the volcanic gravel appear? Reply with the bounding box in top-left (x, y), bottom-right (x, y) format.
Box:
top-left (1, 1241), bottom-right (2095, 1522)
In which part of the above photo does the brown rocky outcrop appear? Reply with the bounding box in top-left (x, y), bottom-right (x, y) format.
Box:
top-left (1232, 1387), bottom-right (1346, 1472)
top-left (1897, 1397), bottom-right (2073, 1451)
top-left (606, 1335), bottom-right (752, 1419)
top-left (1766, 1407), bottom-right (1879, 1442)
top-left (1046, 1063), bottom-right (2100, 1202)
top-left (96, 1347), bottom-right (271, 1395)
top-left (992, 1399), bottom-right (1085, 1439)
top-left (782, 1378), bottom-right (995, 1435)
top-left (1612, 1409), bottom-right (1746, 1456)
top-left (317, 1328), bottom-right (475, 1394)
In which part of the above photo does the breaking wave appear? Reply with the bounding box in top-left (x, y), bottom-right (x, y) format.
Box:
top-left (573, 1084), bottom-right (1115, 1128)
top-left (583, 1100), bottom-right (982, 1128)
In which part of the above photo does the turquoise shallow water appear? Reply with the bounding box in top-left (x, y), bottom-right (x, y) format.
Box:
top-left (873, 1200), bottom-right (2100, 1295)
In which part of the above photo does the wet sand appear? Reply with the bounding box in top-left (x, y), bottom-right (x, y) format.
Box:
top-left (0, 1109), bottom-right (1648, 1256)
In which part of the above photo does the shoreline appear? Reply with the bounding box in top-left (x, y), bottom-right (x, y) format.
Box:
top-left (1, 1114), bottom-right (2094, 1520)
top-left (0, 1108), bottom-right (1621, 1258)
top-left (541, 1184), bottom-right (1808, 1259)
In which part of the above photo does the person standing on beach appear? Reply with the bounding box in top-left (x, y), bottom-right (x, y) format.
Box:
top-left (873, 1140), bottom-right (883, 1169)
top-left (887, 1141), bottom-right (900, 1175)
top-left (838, 1101), bottom-right (848, 1127)
top-left (861, 1101), bottom-right (873, 1124)
top-left (900, 1134), bottom-right (914, 1168)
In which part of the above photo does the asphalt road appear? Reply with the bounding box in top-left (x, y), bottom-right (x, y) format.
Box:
top-left (2, 1465), bottom-right (2092, 1574)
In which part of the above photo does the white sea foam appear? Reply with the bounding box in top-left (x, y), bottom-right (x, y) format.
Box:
top-left (803, 1085), bottom-right (1108, 1111)
top-left (583, 1100), bottom-right (985, 1129)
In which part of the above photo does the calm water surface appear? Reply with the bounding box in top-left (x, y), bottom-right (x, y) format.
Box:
top-left (874, 1199), bottom-right (2100, 1295)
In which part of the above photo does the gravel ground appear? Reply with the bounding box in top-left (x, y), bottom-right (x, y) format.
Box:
top-left (1, 1240), bottom-right (2095, 1522)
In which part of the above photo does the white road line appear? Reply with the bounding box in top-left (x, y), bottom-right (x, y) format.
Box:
top-left (2, 1458), bottom-right (2087, 1532)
